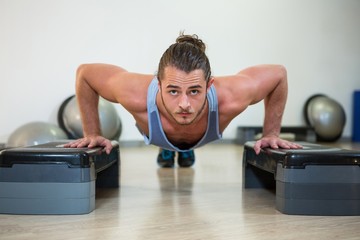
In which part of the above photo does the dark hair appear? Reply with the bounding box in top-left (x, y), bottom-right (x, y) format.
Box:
top-left (157, 33), bottom-right (211, 82)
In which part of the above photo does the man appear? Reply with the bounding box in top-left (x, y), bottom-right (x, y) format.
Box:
top-left (65, 33), bottom-right (302, 167)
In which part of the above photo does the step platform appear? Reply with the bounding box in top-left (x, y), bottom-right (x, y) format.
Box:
top-left (243, 141), bottom-right (360, 215)
top-left (236, 126), bottom-right (316, 144)
top-left (0, 141), bottom-right (120, 215)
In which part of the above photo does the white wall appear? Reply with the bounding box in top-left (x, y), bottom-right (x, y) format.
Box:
top-left (1, 0), bottom-right (360, 143)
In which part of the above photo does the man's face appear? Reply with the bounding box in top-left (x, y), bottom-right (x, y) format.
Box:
top-left (159, 66), bottom-right (212, 125)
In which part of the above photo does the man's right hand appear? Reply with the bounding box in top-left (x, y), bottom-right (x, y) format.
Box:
top-left (64, 135), bottom-right (113, 154)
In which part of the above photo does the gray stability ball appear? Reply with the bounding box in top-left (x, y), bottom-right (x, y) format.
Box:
top-left (58, 95), bottom-right (122, 140)
top-left (7, 121), bottom-right (68, 147)
top-left (305, 95), bottom-right (346, 141)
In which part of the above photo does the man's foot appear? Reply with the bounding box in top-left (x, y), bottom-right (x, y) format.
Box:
top-left (157, 149), bottom-right (175, 168)
top-left (178, 150), bottom-right (195, 167)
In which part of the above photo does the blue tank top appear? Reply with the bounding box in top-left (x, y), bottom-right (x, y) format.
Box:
top-left (138, 77), bottom-right (222, 152)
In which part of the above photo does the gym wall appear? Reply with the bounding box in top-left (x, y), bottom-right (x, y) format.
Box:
top-left (1, 0), bottom-right (360, 142)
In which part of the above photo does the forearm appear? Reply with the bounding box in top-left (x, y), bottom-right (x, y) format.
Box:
top-left (262, 69), bottom-right (288, 137)
top-left (247, 65), bottom-right (302, 153)
top-left (75, 65), bottom-right (102, 137)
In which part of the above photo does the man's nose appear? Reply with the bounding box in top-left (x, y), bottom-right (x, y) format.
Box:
top-left (179, 94), bottom-right (190, 110)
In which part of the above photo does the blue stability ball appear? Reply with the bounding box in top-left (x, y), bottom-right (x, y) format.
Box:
top-left (58, 96), bottom-right (122, 140)
top-left (7, 121), bottom-right (68, 147)
top-left (306, 96), bottom-right (346, 141)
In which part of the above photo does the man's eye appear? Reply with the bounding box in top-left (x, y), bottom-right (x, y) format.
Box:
top-left (190, 90), bottom-right (199, 95)
top-left (169, 90), bottom-right (178, 95)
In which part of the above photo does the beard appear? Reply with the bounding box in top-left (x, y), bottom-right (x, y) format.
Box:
top-left (160, 92), bottom-right (207, 126)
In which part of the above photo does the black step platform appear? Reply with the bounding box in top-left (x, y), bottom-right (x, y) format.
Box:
top-left (243, 142), bottom-right (360, 215)
top-left (0, 141), bottom-right (120, 215)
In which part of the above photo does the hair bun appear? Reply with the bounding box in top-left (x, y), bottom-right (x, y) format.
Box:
top-left (176, 33), bottom-right (206, 52)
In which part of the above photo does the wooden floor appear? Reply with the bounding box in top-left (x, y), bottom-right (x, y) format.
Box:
top-left (1, 142), bottom-right (360, 240)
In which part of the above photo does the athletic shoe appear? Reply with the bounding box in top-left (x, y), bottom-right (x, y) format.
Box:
top-left (157, 149), bottom-right (175, 168)
top-left (178, 150), bottom-right (195, 167)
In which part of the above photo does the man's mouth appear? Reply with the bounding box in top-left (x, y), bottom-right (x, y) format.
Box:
top-left (177, 111), bottom-right (192, 116)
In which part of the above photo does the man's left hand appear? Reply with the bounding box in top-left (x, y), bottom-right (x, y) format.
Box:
top-left (253, 136), bottom-right (303, 155)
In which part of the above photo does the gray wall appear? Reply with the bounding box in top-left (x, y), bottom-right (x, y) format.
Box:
top-left (1, 0), bottom-right (360, 142)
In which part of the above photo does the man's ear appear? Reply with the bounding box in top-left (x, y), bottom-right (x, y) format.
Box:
top-left (157, 80), bottom-right (161, 91)
top-left (207, 77), bottom-right (215, 91)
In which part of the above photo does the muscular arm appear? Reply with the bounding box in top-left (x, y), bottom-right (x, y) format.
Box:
top-left (241, 65), bottom-right (302, 153)
top-left (217, 64), bottom-right (302, 154)
top-left (65, 63), bottom-right (151, 153)
top-left (251, 65), bottom-right (288, 138)
top-left (75, 64), bottom-right (127, 137)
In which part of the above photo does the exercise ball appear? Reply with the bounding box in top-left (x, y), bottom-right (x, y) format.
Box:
top-left (303, 94), bottom-right (326, 126)
top-left (7, 121), bottom-right (68, 147)
top-left (305, 95), bottom-right (346, 141)
top-left (58, 95), bottom-right (122, 140)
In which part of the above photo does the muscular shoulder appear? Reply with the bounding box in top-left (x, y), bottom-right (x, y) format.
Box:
top-left (214, 64), bottom-right (286, 108)
top-left (110, 72), bottom-right (154, 113)
top-left (78, 64), bottom-right (153, 113)
top-left (213, 74), bottom-right (253, 114)
top-left (213, 64), bottom-right (287, 127)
